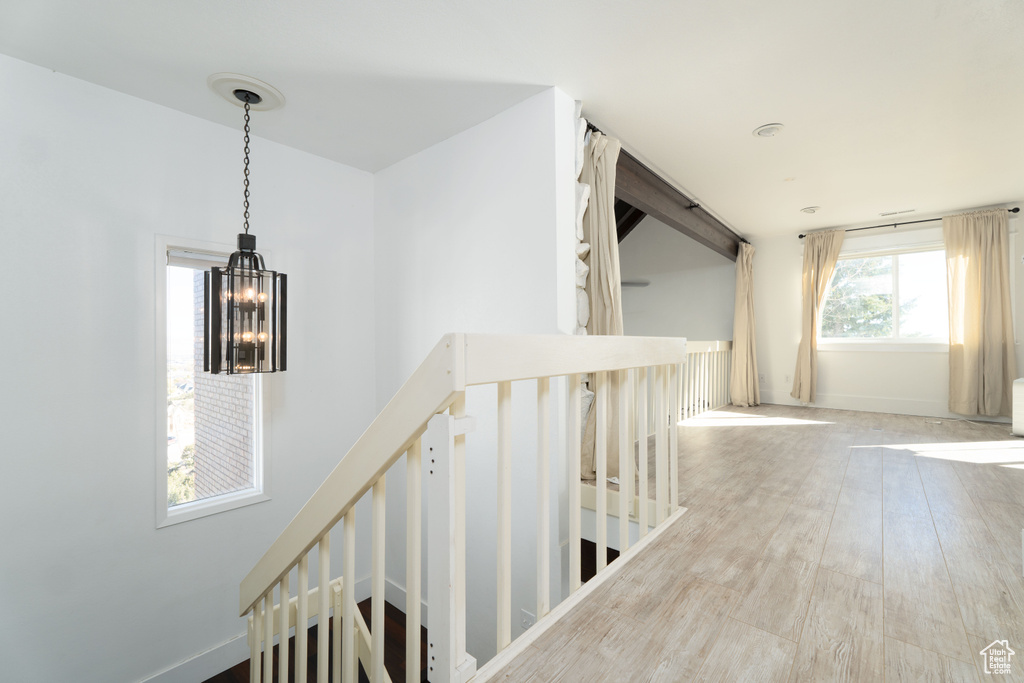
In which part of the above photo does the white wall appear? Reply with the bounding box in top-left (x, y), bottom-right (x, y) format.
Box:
top-left (753, 206), bottom-right (1023, 418)
top-left (373, 87), bottom-right (577, 665)
top-left (619, 216), bottom-right (736, 341)
top-left (0, 55), bottom-right (378, 682)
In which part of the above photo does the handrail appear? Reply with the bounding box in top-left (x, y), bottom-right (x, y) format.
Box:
top-left (240, 333), bottom-right (689, 615)
top-left (240, 333), bottom-right (463, 615)
top-left (685, 339), bottom-right (732, 353)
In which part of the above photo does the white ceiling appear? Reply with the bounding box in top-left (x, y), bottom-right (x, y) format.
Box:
top-left (2, 0), bottom-right (1022, 238)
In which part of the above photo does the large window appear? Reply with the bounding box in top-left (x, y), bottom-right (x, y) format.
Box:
top-left (157, 237), bottom-right (269, 526)
top-left (819, 247), bottom-right (948, 342)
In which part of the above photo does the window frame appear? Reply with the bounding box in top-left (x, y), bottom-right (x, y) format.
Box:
top-left (817, 242), bottom-right (950, 351)
top-left (155, 235), bottom-right (272, 528)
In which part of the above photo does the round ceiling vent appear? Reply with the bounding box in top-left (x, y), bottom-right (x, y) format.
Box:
top-left (801, 206), bottom-right (821, 214)
top-left (207, 73), bottom-right (285, 111)
top-left (752, 123), bottom-right (784, 138)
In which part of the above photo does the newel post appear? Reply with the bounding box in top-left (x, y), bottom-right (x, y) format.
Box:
top-left (424, 410), bottom-right (477, 683)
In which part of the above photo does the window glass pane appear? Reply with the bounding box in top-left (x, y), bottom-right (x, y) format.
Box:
top-left (167, 265), bottom-right (256, 508)
top-left (820, 256), bottom-right (894, 338)
top-left (898, 250), bottom-right (948, 339)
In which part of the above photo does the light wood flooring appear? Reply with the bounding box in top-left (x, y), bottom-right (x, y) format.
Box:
top-left (492, 404), bottom-right (1024, 682)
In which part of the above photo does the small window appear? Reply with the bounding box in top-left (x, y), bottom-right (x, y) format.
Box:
top-left (157, 237), bottom-right (269, 526)
top-left (819, 248), bottom-right (948, 342)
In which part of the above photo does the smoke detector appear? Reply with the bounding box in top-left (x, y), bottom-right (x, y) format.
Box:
top-left (753, 123), bottom-right (784, 138)
top-left (207, 73), bottom-right (285, 111)
top-left (879, 208), bottom-right (916, 217)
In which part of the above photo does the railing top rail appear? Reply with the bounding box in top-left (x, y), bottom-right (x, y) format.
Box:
top-left (462, 334), bottom-right (688, 385)
top-left (685, 340), bottom-right (732, 353)
top-left (240, 333), bottom-right (697, 615)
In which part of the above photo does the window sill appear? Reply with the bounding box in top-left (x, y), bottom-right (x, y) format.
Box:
top-left (817, 341), bottom-right (949, 353)
top-left (158, 488), bottom-right (270, 528)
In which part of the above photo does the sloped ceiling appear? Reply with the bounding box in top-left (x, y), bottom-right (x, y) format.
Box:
top-left (1, 0), bottom-right (1021, 238)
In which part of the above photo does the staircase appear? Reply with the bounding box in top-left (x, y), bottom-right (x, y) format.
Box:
top-left (207, 598), bottom-right (425, 682)
top-left (236, 334), bottom-right (732, 683)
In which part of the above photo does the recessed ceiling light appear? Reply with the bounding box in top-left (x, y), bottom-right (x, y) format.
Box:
top-left (784, 177), bottom-right (796, 182)
top-left (208, 73), bottom-right (285, 111)
top-left (801, 206), bottom-right (820, 214)
top-left (879, 209), bottom-right (916, 217)
top-left (753, 123), bottom-right (784, 138)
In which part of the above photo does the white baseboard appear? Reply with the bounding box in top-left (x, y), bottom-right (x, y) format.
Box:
top-left (144, 575), bottom-right (427, 682)
top-left (141, 633), bottom-right (250, 683)
top-left (758, 389), bottom-right (1009, 423)
top-left (356, 574), bottom-right (429, 626)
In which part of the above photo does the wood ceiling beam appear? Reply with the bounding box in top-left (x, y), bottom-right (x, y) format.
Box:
top-left (614, 150), bottom-right (740, 261)
top-left (615, 200), bottom-right (647, 243)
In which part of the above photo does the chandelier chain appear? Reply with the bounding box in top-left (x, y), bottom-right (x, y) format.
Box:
top-left (242, 96), bottom-right (251, 234)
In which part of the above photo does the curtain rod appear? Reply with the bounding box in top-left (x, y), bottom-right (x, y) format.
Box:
top-left (798, 207), bottom-right (1020, 239)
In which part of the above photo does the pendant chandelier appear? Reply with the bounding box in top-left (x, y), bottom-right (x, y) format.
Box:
top-left (204, 80), bottom-right (287, 375)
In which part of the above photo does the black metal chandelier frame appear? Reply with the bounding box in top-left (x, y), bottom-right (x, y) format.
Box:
top-left (204, 89), bottom-right (287, 375)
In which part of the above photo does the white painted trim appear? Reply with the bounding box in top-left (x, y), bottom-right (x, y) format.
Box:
top-left (758, 393), bottom-right (1010, 423)
top-left (817, 341), bottom-right (948, 353)
top-left (141, 632), bottom-right (249, 683)
top-left (154, 234), bottom-right (272, 529)
top-left (145, 576), bottom-right (424, 683)
top-left (579, 481), bottom-right (658, 524)
top-left (353, 575), bottom-right (429, 626)
top-left (685, 340), bottom-right (732, 353)
top-left (462, 334), bottom-right (688, 385)
top-left (817, 245), bottom-right (948, 346)
top-left (469, 507), bottom-right (688, 683)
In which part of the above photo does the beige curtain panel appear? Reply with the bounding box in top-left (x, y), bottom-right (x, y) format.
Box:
top-left (944, 209), bottom-right (1017, 417)
top-left (580, 131), bottom-right (624, 480)
top-left (730, 242), bottom-right (760, 407)
top-left (791, 229), bottom-right (844, 403)
top-left (582, 132), bottom-right (623, 338)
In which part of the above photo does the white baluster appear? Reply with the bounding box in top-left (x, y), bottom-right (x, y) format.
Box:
top-left (318, 533), bottom-right (330, 683)
top-left (717, 350), bottom-right (723, 407)
top-left (264, 592), bottom-right (273, 683)
top-left (497, 381), bottom-right (512, 650)
top-left (372, 478), bottom-right (386, 683)
top-left (655, 366), bottom-right (668, 524)
top-left (637, 367), bottom-right (649, 537)
top-left (406, 440), bottom-right (422, 683)
top-left (670, 363), bottom-right (680, 511)
top-left (333, 584), bottom-right (342, 683)
top-left (342, 511), bottom-right (356, 683)
top-left (452, 395), bottom-right (468, 666)
top-left (705, 352), bottom-right (711, 412)
top-left (690, 354), bottom-right (697, 417)
top-left (618, 368), bottom-right (631, 553)
top-left (279, 575), bottom-right (289, 683)
top-left (536, 377), bottom-right (551, 618)
top-left (595, 370), bottom-right (608, 572)
top-left (713, 351), bottom-right (719, 408)
top-left (252, 601), bottom-right (262, 683)
top-left (248, 613), bottom-right (257, 683)
top-left (297, 554), bottom-right (309, 682)
top-left (567, 373), bottom-right (582, 592)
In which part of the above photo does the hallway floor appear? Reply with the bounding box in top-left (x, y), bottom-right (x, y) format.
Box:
top-left (491, 404), bottom-right (1024, 682)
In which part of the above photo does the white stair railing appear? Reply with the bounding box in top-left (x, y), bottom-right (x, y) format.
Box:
top-left (681, 340), bottom-right (733, 420)
top-left (239, 334), bottom-right (694, 683)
